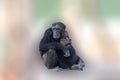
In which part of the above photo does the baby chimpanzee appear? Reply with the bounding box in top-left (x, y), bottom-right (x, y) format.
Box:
top-left (60, 30), bottom-right (85, 70)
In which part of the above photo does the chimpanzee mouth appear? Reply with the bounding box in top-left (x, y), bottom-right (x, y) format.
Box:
top-left (53, 37), bottom-right (60, 40)
top-left (53, 35), bottom-right (60, 40)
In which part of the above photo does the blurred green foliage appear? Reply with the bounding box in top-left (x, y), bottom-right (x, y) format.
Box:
top-left (100, 0), bottom-right (120, 17)
top-left (33, 0), bottom-right (61, 20)
top-left (33, 0), bottom-right (120, 20)
top-left (0, 38), bottom-right (7, 62)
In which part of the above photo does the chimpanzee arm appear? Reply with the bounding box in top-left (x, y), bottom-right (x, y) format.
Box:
top-left (40, 42), bottom-right (68, 53)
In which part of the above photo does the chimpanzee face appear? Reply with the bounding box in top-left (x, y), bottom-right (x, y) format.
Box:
top-left (52, 24), bottom-right (64, 39)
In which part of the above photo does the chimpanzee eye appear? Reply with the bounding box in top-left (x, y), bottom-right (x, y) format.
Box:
top-left (52, 28), bottom-right (56, 30)
top-left (56, 28), bottom-right (60, 30)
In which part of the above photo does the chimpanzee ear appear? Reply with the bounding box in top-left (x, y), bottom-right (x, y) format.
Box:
top-left (47, 29), bottom-right (52, 37)
top-left (44, 29), bottom-right (53, 40)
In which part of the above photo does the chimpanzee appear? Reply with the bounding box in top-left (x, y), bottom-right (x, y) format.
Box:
top-left (39, 22), bottom-right (85, 71)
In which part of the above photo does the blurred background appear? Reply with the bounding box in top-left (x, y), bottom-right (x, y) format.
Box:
top-left (0, 0), bottom-right (120, 80)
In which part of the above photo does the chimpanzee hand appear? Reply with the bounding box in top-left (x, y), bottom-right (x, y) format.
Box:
top-left (63, 50), bottom-right (70, 57)
top-left (60, 39), bottom-right (71, 57)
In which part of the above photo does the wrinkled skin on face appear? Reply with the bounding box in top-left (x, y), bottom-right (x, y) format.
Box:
top-left (52, 24), bottom-right (63, 39)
